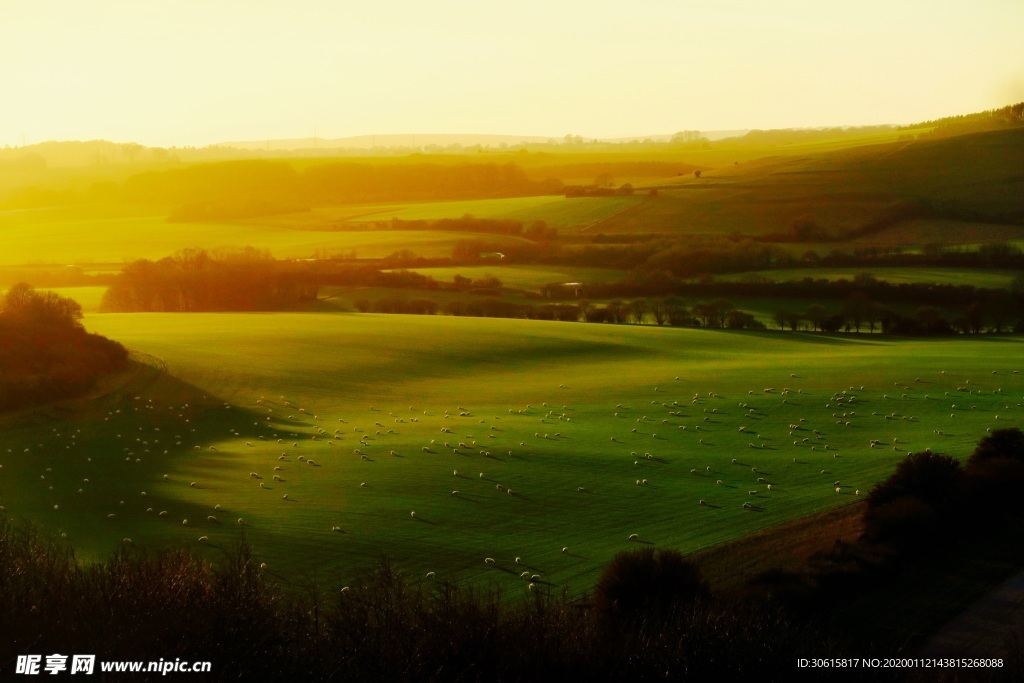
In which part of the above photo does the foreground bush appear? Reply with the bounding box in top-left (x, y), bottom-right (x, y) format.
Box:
top-left (0, 517), bottom-right (850, 682)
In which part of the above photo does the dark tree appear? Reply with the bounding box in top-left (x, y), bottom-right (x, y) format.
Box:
top-left (594, 547), bottom-right (708, 625)
top-left (649, 299), bottom-right (668, 326)
top-left (628, 299), bottom-right (649, 325)
top-left (864, 451), bottom-right (964, 546)
top-left (967, 428), bottom-right (1024, 467)
top-left (805, 304), bottom-right (827, 332)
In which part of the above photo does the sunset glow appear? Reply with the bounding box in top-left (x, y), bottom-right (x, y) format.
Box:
top-left (2, 0), bottom-right (1022, 147)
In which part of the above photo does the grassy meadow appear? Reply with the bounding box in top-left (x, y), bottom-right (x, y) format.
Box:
top-left (0, 209), bottom-right (541, 264)
top-left (718, 267), bottom-right (1022, 289)
top-left (2, 121), bottom-right (1023, 613)
top-left (2, 312), bottom-right (1019, 598)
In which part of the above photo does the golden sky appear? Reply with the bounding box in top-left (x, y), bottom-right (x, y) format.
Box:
top-left (2, 0), bottom-right (1022, 147)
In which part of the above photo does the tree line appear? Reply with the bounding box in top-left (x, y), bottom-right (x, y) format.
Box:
top-left (100, 248), bottom-right (318, 312)
top-left (0, 284), bottom-right (127, 412)
top-left (352, 294), bottom-right (766, 330)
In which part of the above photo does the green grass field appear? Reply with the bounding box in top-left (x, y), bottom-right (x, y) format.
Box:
top-left (395, 265), bottom-right (623, 290)
top-left (0, 196), bottom-right (636, 266)
top-left (719, 267), bottom-right (1022, 289)
top-left (599, 128), bottom-right (1024, 238)
top-left (0, 209), bottom-right (538, 265)
top-left (2, 313), bottom-right (1019, 598)
top-left (334, 195), bottom-right (641, 232)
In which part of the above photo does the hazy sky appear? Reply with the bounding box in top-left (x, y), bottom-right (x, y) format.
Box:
top-left (2, 0), bottom-right (1022, 147)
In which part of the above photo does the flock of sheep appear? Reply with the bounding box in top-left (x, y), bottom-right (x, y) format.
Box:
top-left (1, 366), bottom-right (1018, 589)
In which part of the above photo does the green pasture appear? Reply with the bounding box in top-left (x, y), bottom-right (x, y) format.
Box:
top-left (0, 208), bottom-right (536, 265)
top-left (850, 219), bottom-right (1024, 249)
top-left (335, 195), bottom-right (641, 232)
top-left (2, 313), bottom-right (1020, 597)
top-left (719, 267), bottom-right (1021, 289)
top-left (0, 195), bottom-right (636, 266)
top-left (394, 265), bottom-right (623, 290)
top-left (602, 129), bottom-right (1024, 239)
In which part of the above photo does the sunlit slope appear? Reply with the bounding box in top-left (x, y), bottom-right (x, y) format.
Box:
top-left (0, 208), bottom-right (542, 266)
top-left (2, 314), bottom-right (1020, 596)
top-left (0, 195), bottom-right (632, 266)
top-left (604, 128), bottom-right (1024, 239)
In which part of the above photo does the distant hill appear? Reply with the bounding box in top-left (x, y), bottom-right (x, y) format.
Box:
top-left (219, 130), bottom-right (754, 151)
top-left (595, 126), bottom-right (1024, 241)
top-left (218, 133), bottom-right (559, 151)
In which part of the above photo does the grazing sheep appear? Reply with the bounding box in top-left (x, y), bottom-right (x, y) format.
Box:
top-left (182, 519), bottom-right (189, 526)
top-left (207, 515), bottom-right (217, 523)
top-left (562, 547), bottom-right (568, 554)
top-left (484, 557), bottom-right (495, 565)
top-left (628, 533), bottom-right (639, 541)
top-left (699, 499), bottom-right (706, 506)
top-left (410, 511), bottom-right (416, 518)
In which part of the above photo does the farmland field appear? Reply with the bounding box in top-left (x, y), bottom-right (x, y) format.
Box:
top-left (0, 195), bottom-right (639, 267)
top-left (718, 267), bottom-right (1022, 289)
top-left (0, 209), bottom-right (538, 264)
top-left (394, 265), bottom-right (623, 290)
top-left (338, 195), bottom-right (641, 232)
top-left (2, 312), bottom-right (1018, 597)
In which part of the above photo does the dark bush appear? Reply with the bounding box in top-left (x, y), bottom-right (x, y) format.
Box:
top-left (967, 428), bottom-right (1024, 467)
top-left (593, 547), bottom-right (708, 625)
top-left (863, 451), bottom-right (964, 547)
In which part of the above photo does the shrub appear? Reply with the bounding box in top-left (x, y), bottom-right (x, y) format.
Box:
top-left (967, 428), bottom-right (1024, 467)
top-left (863, 451), bottom-right (964, 547)
top-left (593, 547), bottom-right (708, 625)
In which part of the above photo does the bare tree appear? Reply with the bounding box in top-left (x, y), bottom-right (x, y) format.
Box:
top-left (629, 299), bottom-right (649, 325)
